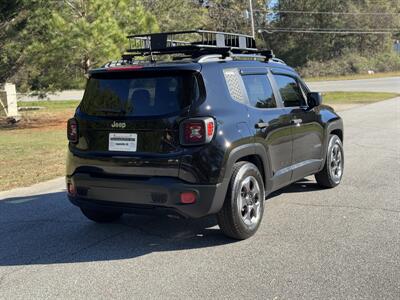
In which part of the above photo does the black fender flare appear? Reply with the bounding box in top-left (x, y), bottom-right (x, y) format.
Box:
top-left (223, 143), bottom-right (272, 184)
top-left (210, 143), bottom-right (271, 214)
top-left (322, 118), bottom-right (344, 164)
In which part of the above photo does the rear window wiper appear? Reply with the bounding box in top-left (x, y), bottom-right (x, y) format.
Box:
top-left (95, 108), bottom-right (126, 114)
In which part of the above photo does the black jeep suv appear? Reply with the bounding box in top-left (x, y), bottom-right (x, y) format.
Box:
top-left (66, 31), bottom-right (343, 239)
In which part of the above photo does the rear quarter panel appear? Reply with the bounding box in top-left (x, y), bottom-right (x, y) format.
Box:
top-left (179, 63), bottom-right (255, 184)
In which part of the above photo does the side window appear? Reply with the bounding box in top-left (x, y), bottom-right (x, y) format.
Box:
top-left (223, 68), bottom-right (247, 104)
top-left (242, 74), bottom-right (277, 108)
top-left (273, 74), bottom-right (306, 107)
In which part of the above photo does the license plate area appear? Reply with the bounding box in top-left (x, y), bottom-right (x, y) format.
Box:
top-left (109, 133), bottom-right (137, 152)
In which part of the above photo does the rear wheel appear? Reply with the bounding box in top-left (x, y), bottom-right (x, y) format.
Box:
top-left (315, 134), bottom-right (344, 188)
top-left (81, 208), bottom-right (122, 223)
top-left (217, 161), bottom-right (265, 240)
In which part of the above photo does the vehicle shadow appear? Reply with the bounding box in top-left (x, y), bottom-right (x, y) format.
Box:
top-left (0, 191), bottom-right (234, 267)
top-left (0, 178), bottom-right (323, 267)
top-left (267, 178), bottom-right (322, 199)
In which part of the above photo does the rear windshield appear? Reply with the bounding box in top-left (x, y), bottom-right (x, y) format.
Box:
top-left (80, 73), bottom-right (199, 116)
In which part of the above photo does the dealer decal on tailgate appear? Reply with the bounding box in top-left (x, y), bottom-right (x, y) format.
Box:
top-left (109, 133), bottom-right (137, 152)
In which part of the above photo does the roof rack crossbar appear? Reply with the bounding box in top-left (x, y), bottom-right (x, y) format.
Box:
top-left (120, 30), bottom-right (282, 63)
top-left (230, 53), bottom-right (266, 60)
top-left (125, 30), bottom-right (257, 58)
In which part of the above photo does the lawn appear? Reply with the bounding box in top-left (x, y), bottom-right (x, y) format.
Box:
top-left (323, 92), bottom-right (399, 104)
top-left (20, 100), bottom-right (80, 110)
top-left (0, 128), bottom-right (67, 191)
top-left (0, 92), bottom-right (398, 191)
top-left (0, 101), bottom-right (78, 191)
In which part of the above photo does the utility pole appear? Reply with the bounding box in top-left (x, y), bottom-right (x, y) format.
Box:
top-left (249, 0), bottom-right (255, 38)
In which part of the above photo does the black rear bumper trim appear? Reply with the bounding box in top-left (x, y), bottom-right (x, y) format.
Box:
top-left (66, 174), bottom-right (228, 218)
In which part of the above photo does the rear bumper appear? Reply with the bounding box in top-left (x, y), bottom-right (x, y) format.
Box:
top-left (66, 173), bottom-right (227, 219)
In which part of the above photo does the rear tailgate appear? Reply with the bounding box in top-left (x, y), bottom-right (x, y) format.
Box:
top-left (68, 68), bottom-right (202, 178)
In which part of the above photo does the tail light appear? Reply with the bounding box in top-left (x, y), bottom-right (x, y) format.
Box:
top-left (180, 117), bottom-right (215, 145)
top-left (67, 182), bottom-right (76, 196)
top-left (67, 118), bottom-right (78, 143)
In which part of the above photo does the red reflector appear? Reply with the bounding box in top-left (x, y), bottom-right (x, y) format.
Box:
top-left (106, 65), bottom-right (143, 72)
top-left (180, 192), bottom-right (197, 204)
top-left (207, 121), bottom-right (214, 137)
top-left (67, 183), bottom-right (76, 196)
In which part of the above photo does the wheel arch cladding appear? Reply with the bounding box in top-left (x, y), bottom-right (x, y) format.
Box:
top-left (326, 118), bottom-right (343, 143)
top-left (236, 155), bottom-right (265, 187)
top-left (220, 143), bottom-right (271, 191)
top-left (330, 129), bottom-right (343, 142)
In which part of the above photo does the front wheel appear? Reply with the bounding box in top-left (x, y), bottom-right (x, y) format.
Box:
top-left (315, 134), bottom-right (344, 188)
top-left (217, 161), bottom-right (265, 240)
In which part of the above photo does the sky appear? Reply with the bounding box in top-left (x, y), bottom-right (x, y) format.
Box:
top-left (268, 0), bottom-right (278, 9)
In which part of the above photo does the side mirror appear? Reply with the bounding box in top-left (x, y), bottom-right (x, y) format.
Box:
top-left (307, 92), bottom-right (322, 108)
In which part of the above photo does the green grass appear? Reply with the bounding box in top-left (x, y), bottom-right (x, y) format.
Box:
top-left (306, 71), bottom-right (400, 82)
top-left (19, 100), bottom-right (80, 110)
top-left (0, 128), bottom-right (67, 191)
top-left (0, 100), bottom-right (77, 191)
top-left (323, 92), bottom-right (399, 104)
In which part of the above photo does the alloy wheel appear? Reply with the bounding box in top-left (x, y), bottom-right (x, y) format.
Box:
top-left (237, 175), bottom-right (262, 228)
top-left (329, 143), bottom-right (343, 183)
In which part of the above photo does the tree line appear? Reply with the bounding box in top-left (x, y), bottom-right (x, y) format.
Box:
top-left (0, 0), bottom-right (399, 93)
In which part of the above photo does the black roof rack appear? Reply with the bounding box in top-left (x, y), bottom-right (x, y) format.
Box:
top-left (124, 30), bottom-right (259, 60)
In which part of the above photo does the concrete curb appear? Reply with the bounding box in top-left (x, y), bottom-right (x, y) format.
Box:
top-left (0, 177), bottom-right (65, 201)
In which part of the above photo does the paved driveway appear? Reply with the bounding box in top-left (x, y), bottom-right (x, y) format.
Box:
top-left (0, 98), bottom-right (399, 298)
top-left (307, 77), bottom-right (400, 93)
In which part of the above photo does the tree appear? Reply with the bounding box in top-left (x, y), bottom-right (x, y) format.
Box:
top-left (1, 0), bottom-right (398, 93)
top-left (262, 0), bottom-right (400, 67)
top-left (200, 0), bottom-right (269, 35)
top-left (143, 0), bottom-right (270, 36)
top-left (142, 0), bottom-right (208, 32)
top-left (1, 0), bottom-right (158, 93)
top-left (0, 0), bottom-right (30, 86)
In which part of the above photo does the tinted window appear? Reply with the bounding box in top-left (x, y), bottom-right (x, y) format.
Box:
top-left (242, 74), bottom-right (276, 108)
top-left (274, 74), bottom-right (306, 107)
top-left (80, 74), bottom-right (199, 116)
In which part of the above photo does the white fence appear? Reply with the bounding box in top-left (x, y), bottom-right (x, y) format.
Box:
top-left (0, 83), bottom-right (19, 117)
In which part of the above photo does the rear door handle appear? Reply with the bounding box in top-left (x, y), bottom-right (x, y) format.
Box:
top-left (291, 118), bottom-right (303, 125)
top-left (255, 122), bottom-right (269, 129)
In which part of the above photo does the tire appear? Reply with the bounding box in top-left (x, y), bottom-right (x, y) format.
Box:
top-left (217, 161), bottom-right (265, 240)
top-left (81, 208), bottom-right (122, 223)
top-left (315, 134), bottom-right (344, 188)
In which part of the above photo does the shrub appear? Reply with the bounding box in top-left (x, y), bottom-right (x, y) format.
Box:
top-left (298, 51), bottom-right (400, 78)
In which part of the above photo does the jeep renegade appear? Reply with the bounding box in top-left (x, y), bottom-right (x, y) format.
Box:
top-left (66, 31), bottom-right (344, 239)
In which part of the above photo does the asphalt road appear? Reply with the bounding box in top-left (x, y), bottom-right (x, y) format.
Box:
top-left (18, 77), bottom-right (400, 101)
top-left (0, 98), bottom-right (399, 299)
top-left (307, 77), bottom-right (400, 94)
